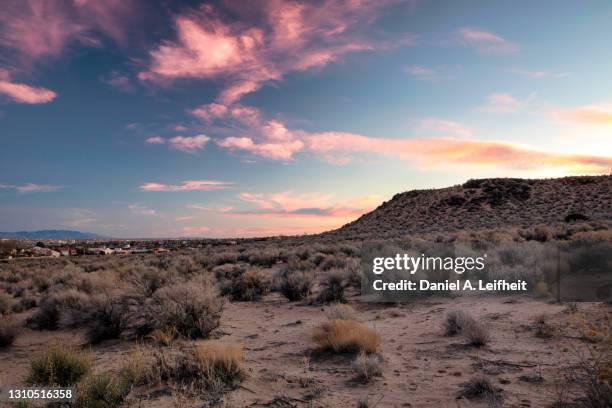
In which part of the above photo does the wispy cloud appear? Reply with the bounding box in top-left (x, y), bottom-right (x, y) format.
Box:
top-left (21, 184), bottom-right (62, 193)
top-left (552, 104), bottom-right (612, 125)
top-left (0, 69), bottom-right (56, 104)
top-left (458, 27), bottom-right (519, 54)
top-left (191, 103), bottom-right (260, 126)
top-left (477, 93), bottom-right (532, 113)
top-left (404, 65), bottom-right (456, 81)
top-left (417, 118), bottom-right (472, 138)
top-left (100, 70), bottom-right (133, 92)
top-left (1, 183), bottom-right (64, 193)
top-left (511, 69), bottom-right (569, 79)
top-left (145, 136), bottom-right (165, 144)
top-left (140, 180), bottom-right (233, 192)
top-left (167, 135), bottom-right (210, 153)
top-left (128, 203), bottom-right (156, 216)
top-left (404, 65), bottom-right (438, 81)
top-left (207, 109), bottom-right (610, 174)
top-left (187, 204), bottom-right (234, 213)
top-left (139, 0), bottom-right (404, 103)
top-left (0, 0), bottom-right (141, 64)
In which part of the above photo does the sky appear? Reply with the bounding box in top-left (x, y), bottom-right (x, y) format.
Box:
top-left (0, 0), bottom-right (611, 238)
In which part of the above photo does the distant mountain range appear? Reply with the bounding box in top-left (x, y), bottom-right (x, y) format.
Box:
top-left (0, 230), bottom-right (107, 240)
top-left (331, 175), bottom-right (611, 238)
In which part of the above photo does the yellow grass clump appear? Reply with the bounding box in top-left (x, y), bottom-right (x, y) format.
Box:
top-left (175, 341), bottom-right (246, 390)
top-left (313, 319), bottom-right (380, 354)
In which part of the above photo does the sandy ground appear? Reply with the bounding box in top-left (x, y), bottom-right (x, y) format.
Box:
top-left (1, 292), bottom-right (609, 408)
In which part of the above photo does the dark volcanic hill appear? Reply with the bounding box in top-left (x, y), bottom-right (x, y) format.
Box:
top-left (332, 175), bottom-right (611, 238)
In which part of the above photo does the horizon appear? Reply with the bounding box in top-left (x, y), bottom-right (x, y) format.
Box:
top-left (1, 0), bottom-right (612, 238)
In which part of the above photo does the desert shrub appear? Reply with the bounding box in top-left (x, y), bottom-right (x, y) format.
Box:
top-left (463, 319), bottom-right (490, 347)
top-left (532, 314), bottom-right (555, 339)
top-left (276, 271), bottom-right (314, 301)
top-left (146, 278), bottom-right (224, 339)
top-left (533, 225), bottom-right (554, 242)
top-left (443, 310), bottom-right (474, 336)
top-left (326, 304), bottom-right (357, 321)
top-left (457, 375), bottom-right (501, 400)
top-left (317, 269), bottom-right (348, 303)
top-left (125, 267), bottom-right (168, 298)
top-left (209, 251), bottom-right (239, 267)
top-left (0, 317), bottom-right (18, 348)
top-left (223, 269), bottom-right (270, 301)
top-left (171, 255), bottom-right (198, 276)
top-left (284, 254), bottom-right (315, 272)
top-left (27, 295), bottom-right (61, 330)
top-left (75, 373), bottom-right (129, 408)
top-left (17, 296), bottom-right (37, 311)
top-left (213, 263), bottom-right (247, 287)
top-left (85, 297), bottom-right (126, 344)
top-left (174, 341), bottom-right (245, 391)
top-left (0, 291), bottom-right (11, 315)
top-left (345, 258), bottom-right (363, 288)
top-left (352, 353), bottom-right (382, 382)
top-left (313, 320), bottom-right (380, 354)
top-left (27, 345), bottom-right (91, 386)
top-left (339, 243), bottom-right (360, 256)
top-left (319, 255), bottom-right (346, 271)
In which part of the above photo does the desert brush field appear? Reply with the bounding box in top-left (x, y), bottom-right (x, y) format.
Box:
top-left (1, 218), bottom-right (611, 408)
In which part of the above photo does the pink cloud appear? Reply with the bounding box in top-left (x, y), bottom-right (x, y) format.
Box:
top-left (458, 27), bottom-right (519, 54)
top-left (140, 180), bottom-right (233, 192)
top-left (190, 103), bottom-right (260, 126)
top-left (210, 111), bottom-right (610, 174)
top-left (304, 133), bottom-right (612, 174)
top-left (100, 70), bottom-right (133, 92)
top-left (0, 0), bottom-right (141, 64)
top-left (168, 135), bottom-right (210, 153)
top-left (552, 104), bottom-right (612, 125)
top-left (145, 136), bottom-right (165, 144)
top-left (217, 119), bottom-right (305, 161)
top-left (0, 70), bottom-right (56, 104)
top-left (15, 183), bottom-right (63, 193)
top-left (235, 190), bottom-right (382, 219)
top-left (187, 204), bottom-right (234, 213)
top-left (139, 0), bottom-right (401, 103)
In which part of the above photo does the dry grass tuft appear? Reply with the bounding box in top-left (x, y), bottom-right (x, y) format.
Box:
top-left (174, 341), bottom-right (246, 391)
top-left (352, 352), bottom-right (382, 382)
top-left (457, 375), bottom-right (501, 400)
top-left (313, 319), bottom-right (380, 354)
top-left (27, 345), bottom-right (91, 386)
top-left (443, 309), bottom-right (474, 336)
top-left (463, 319), bottom-right (491, 347)
top-left (74, 373), bottom-right (129, 408)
